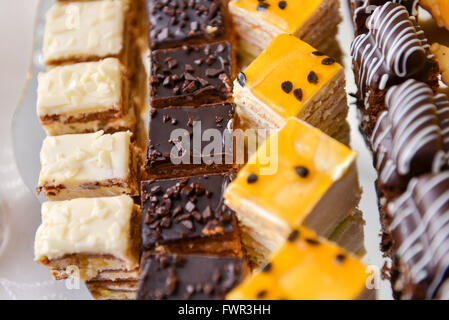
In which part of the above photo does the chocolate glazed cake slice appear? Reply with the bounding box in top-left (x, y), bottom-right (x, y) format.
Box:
top-left (388, 172), bottom-right (449, 299)
top-left (350, 2), bottom-right (439, 138)
top-left (141, 173), bottom-right (244, 257)
top-left (369, 80), bottom-right (449, 297)
top-left (144, 103), bottom-right (235, 179)
top-left (349, 0), bottom-right (419, 36)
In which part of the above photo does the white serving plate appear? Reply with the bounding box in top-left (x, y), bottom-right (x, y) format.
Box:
top-left (4, 0), bottom-right (393, 299)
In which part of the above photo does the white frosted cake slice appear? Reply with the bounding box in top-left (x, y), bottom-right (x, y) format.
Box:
top-left (37, 131), bottom-right (138, 201)
top-left (43, 0), bottom-right (131, 66)
top-left (34, 195), bottom-right (141, 281)
top-left (37, 58), bottom-right (135, 136)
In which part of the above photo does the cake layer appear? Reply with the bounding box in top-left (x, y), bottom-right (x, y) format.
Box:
top-left (37, 131), bottom-right (138, 200)
top-left (34, 195), bottom-right (141, 281)
top-left (87, 280), bottom-right (137, 300)
top-left (350, 2), bottom-right (439, 137)
top-left (141, 173), bottom-right (243, 256)
top-left (146, 0), bottom-right (231, 49)
top-left (137, 252), bottom-right (248, 300)
top-left (227, 226), bottom-right (373, 300)
top-left (145, 103), bottom-right (235, 178)
top-left (37, 58), bottom-right (137, 135)
top-left (233, 34), bottom-right (348, 143)
top-left (229, 0), bottom-right (340, 58)
top-left (43, 0), bottom-right (129, 65)
top-left (224, 117), bottom-right (360, 261)
top-left (150, 41), bottom-right (234, 108)
top-left (371, 79), bottom-right (449, 195)
top-left (388, 172), bottom-right (449, 299)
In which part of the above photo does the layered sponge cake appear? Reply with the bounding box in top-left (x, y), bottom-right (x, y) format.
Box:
top-left (37, 58), bottom-right (135, 136)
top-left (224, 117), bottom-right (360, 264)
top-left (229, 0), bottom-right (340, 60)
top-left (227, 226), bottom-right (373, 300)
top-left (37, 131), bottom-right (138, 201)
top-left (233, 34), bottom-right (349, 144)
top-left (34, 195), bottom-right (141, 281)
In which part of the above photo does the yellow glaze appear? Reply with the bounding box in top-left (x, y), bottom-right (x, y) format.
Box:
top-left (224, 117), bottom-right (356, 227)
top-left (438, 0), bottom-right (449, 27)
top-left (230, 0), bottom-right (324, 33)
top-left (227, 226), bottom-right (368, 300)
top-left (240, 34), bottom-right (341, 119)
top-left (421, 0), bottom-right (449, 29)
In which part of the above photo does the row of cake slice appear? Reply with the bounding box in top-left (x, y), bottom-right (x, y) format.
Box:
top-left (34, 0), bottom-right (145, 300)
top-left (349, 0), bottom-right (449, 299)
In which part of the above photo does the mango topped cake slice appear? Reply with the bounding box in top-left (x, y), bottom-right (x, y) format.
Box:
top-left (234, 34), bottom-right (349, 144)
top-left (227, 226), bottom-right (373, 300)
top-left (229, 0), bottom-right (340, 59)
top-left (224, 117), bottom-right (360, 264)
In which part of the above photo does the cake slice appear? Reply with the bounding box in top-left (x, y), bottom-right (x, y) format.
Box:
top-left (141, 172), bottom-right (244, 257)
top-left (229, 0), bottom-right (340, 61)
top-left (43, 0), bottom-right (133, 67)
top-left (37, 58), bottom-right (136, 136)
top-left (371, 79), bottom-right (449, 197)
top-left (34, 195), bottom-right (141, 281)
top-left (146, 0), bottom-right (233, 49)
top-left (137, 252), bottom-right (248, 300)
top-left (37, 131), bottom-right (139, 201)
top-left (224, 117), bottom-right (360, 263)
top-left (144, 103), bottom-right (235, 179)
top-left (227, 226), bottom-right (374, 300)
top-left (388, 172), bottom-right (449, 299)
top-left (350, 2), bottom-right (438, 137)
top-left (349, 0), bottom-right (418, 35)
top-left (233, 34), bottom-right (349, 144)
top-left (150, 41), bottom-right (234, 109)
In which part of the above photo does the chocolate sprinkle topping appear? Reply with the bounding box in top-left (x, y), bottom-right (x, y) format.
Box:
top-left (257, 2), bottom-right (270, 11)
top-left (307, 71), bottom-right (318, 84)
top-left (261, 263), bottom-right (272, 273)
top-left (147, 0), bottom-right (226, 49)
top-left (287, 229), bottom-right (299, 242)
top-left (256, 290), bottom-right (267, 298)
top-left (293, 88), bottom-right (303, 101)
top-left (247, 173), bottom-right (258, 184)
top-left (306, 238), bottom-right (320, 246)
top-left (281, 81), bottom-right (293, 93)
top-left (321, 57), bottom-right (336, 65)
top-left (295, 166), bottom-right (309, 178)
top-left (141, 174), bottom-right (236, 249)
top-left (335, 254), bottom-right (347, 264)
top-left (237, 72), bottom-right (246, 87)
top-left (137, 252), bottom-right (246, 300)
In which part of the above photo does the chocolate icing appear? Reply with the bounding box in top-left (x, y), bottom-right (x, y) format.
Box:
top-left (145, 103), bottom-right (234, 170)
top-left (350, 3), bottom-right (432, 103)
top-left (137, 252), bottom-right (245, 300)
top-left (141, 173), bottom-right (236, 250)
top-left (388, 172), bottom-right (449, 299)
top-left (351, 0), bottom-right (418, 35)
top-left (146, 0), bottom-right (225, 49)
top-left (371, 79), bottom-right (449, 193)
top-left (150, 41), bottom-right (233, 108)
